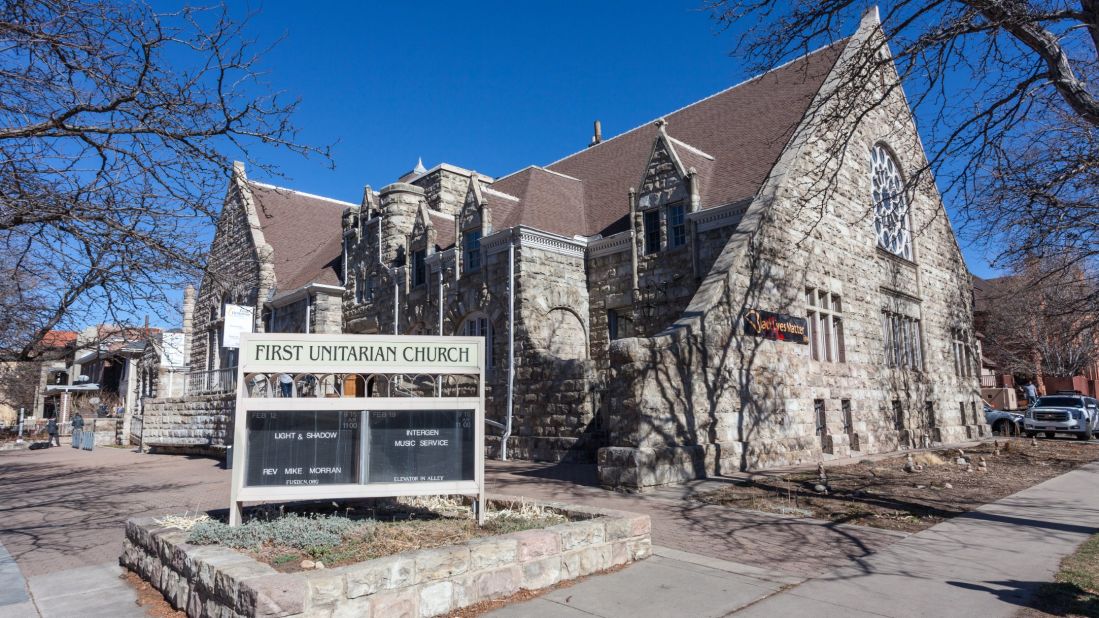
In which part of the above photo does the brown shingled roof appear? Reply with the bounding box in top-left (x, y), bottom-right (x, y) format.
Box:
top-left (491, 167), bottom-right (586, 235)
top-left (249, 183), bottom-right (351, 291)
top-left (485, 41), bottom-right (845, 238)
top-left (428, 211), bottom-right (456, 251)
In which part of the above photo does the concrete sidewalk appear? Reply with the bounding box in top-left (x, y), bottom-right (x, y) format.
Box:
top-left (493, 461), bottom-right (1099, 617)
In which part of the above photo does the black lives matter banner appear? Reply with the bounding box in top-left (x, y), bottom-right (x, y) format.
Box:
top-left (244, 409), bottom-right (474, 487)
top-left (743, 309), bottom-right (810, 345)
top-left (245, 410), bottom-right (360, 486)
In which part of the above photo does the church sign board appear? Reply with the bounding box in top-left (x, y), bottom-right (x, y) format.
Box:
top-left (229, 333), bottom-right (485, 526)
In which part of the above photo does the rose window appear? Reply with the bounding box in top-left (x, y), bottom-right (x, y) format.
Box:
top-left (871, 144), bottom-right (911, 260)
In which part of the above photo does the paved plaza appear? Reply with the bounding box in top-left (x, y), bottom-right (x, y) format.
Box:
top-left (1, 445), bottom-right (1098, 616)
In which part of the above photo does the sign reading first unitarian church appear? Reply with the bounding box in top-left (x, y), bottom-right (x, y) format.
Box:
top-left (228, 333), bottom-right (486, 526)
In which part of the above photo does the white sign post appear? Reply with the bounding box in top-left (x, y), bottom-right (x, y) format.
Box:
top-left (222, 304), bottom-right (255, 349)
top-left (229, 333), bottom-right (485, 526)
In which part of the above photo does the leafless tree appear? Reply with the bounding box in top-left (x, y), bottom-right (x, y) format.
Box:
top-left (706, 1), bottom-right (1097, 309)
top-left (0, 0), bottom-right (328, 360)
top-left (976, 260), bottom-right (1098, 379)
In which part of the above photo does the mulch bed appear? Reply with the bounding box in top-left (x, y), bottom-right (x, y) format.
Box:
top-left (698, 438), bottom-right (1099, 533)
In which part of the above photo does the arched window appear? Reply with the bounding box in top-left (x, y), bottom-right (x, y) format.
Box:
top-left (460, 313), bottom-right (494, 374)
top-left (871, 144), bottom-right (912, 260)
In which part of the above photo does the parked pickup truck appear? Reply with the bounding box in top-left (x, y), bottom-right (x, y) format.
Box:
top-left (1024, 394), bottom-right (1099, 440)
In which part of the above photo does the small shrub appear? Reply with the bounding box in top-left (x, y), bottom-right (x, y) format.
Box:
top-left (187, 513), bottom-right (362, 550)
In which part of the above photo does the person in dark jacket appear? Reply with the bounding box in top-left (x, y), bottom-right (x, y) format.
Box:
top-left (46, 417), bottom-right (59, 447)
top-left (72, 413), bottom-right (85, 444)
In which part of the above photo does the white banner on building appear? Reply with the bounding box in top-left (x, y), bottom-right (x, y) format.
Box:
top-left (222, 304), bottom-right (255, 349)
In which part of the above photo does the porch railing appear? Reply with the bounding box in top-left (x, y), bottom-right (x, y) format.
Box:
top-left (186, 367), bottom-right (237, 396)
top-left (980, 374), bottom-right (997, 388)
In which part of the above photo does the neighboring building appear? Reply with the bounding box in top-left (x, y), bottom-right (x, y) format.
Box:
top-left (974, 274), bottom-right (1098, 403)
top-left (142, 10), bottom-right (984, 488)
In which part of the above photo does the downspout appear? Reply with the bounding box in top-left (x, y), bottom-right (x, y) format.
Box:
top-left (437, 269), bottom-right (444, 334)
top-left (503, 234), bottom-right (516, 461)
top-left (393, 271), bottom-right (400, 335)
top-left (305, 294), bottom-right (312, 334)
top-left (628, 188), bottom-right (640, 293)
top-left (437, 268), bottom-right (444, 397)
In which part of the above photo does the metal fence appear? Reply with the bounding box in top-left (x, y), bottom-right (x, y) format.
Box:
top-left (185, 367), bottom-right (238, 395)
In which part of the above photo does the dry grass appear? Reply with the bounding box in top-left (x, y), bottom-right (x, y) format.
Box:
top-left (700, 438), bottom-right (1099, 533)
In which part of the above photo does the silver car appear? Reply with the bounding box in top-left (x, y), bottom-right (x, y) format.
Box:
top-left (984, 402), bottom-right (1023, 436)
top-left (1023, 394), bottom-right (1099, 440)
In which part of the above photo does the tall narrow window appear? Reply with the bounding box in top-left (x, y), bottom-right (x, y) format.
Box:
top-left (841, 400), bottom-right (853, 434)
top-left (815, 399), bottom-right (827, 436)
top-left (959, 402), bottom-right (967, 425)
top-left (883, 310), bottom-right (923, 370)
top-left (463, 229), bottom-right (482, 272)
top-left (925, 401), bottom-right (936, 428)
top-left (411, 249), bottom-right (426, 287)
top-left (871, 144), bottom-right (912, 260)
top-left (643, 210), bottom-right (661, 255)
top-left (893, 400), bottom-right (904, 430)
top-left (806, 288), bottom-right (845, 363)
top-left (667, 204), bottom-right (686, 248)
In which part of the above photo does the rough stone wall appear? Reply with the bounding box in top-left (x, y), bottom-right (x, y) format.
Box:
top-left (342, 175), bottom-right (600, 461)
top-left (508, 242), bottom-right (598, 462)
top-left (599, 25), bottom-right (984, 489)
top-left (141, 393), bottom-right (234, 451)
top-left (190, 168), bottom-right (272, 371)
top-left (412, 167), bottom-right (480, 218)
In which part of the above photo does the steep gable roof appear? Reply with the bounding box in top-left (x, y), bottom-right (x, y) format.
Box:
top-left (249, 183), bottom-right (353, 291)
top-left (481, 41), bottom-right (844, 238)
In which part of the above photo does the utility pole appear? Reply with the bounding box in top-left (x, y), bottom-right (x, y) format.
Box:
top-left (16, 407), bottom-right (24, 444)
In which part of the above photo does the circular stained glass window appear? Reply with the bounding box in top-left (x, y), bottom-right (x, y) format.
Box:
top-left (871, 144), bottom-right (911, 260)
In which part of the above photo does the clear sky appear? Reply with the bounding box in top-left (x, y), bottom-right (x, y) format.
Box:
top-left (231, 0), bottom-right (998, 277)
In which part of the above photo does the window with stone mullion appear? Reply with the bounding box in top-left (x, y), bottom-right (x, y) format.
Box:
top-left (806, 288), bottom-right (845, 363)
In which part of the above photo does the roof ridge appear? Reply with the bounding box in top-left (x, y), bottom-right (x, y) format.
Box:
top-left (543, 38), bottom-right (849, 170)
top-left (249, 181), bottom-right (357, 208)
top-left (483, 186), bottom-right (521, 201)
top-left (667, 136), bottom-right (715, 161)
top-left (531, 166), bottom-right (582, 182)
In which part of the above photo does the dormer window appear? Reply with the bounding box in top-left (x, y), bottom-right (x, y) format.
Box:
top-left (668, 204), bottom-right (686, 248)
top-left (463, 229), bottom-right (482, 271)
top-left (871, 144), bottom-right (912, 260)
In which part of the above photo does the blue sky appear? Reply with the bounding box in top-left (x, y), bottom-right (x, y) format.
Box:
top-left (233, 1), bottom-right (997, 277)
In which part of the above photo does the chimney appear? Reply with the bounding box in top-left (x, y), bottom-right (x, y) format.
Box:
top-left (589, 120), bottom-right (602, 147)
top-left (182, 285), bottom-right (195, 362)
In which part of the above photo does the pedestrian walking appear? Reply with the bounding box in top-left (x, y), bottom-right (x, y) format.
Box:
top-left (46, 417), bottom-right (60, 447)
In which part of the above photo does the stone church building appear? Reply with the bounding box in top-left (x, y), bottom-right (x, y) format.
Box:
top-left (146, 10), bottom-right (983, 488)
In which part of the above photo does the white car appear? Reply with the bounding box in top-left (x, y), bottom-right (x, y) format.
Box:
top-left (1023, 394), bottom-right (1099, 440)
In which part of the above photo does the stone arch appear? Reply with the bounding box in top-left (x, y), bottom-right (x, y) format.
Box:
top-left (540, 306), bottom-right (589, 361)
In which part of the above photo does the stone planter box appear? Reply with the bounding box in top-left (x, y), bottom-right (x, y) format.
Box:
top-left (121, 497), bottom-right (651, 617)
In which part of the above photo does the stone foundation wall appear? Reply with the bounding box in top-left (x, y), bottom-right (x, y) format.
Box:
top-left (121, 498), bottom-right (651, 618)
top-left (141, 394), bottom-right (234, 452)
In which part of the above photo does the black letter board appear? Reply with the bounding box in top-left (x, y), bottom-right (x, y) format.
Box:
top-left (367, 409), bottom-right (474, 483)
top-left (245, 410), bottom-right (360, 486)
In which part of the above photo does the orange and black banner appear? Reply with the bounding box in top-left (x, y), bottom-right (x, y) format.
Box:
top-left (742, 309), bottom-right (809, 345)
